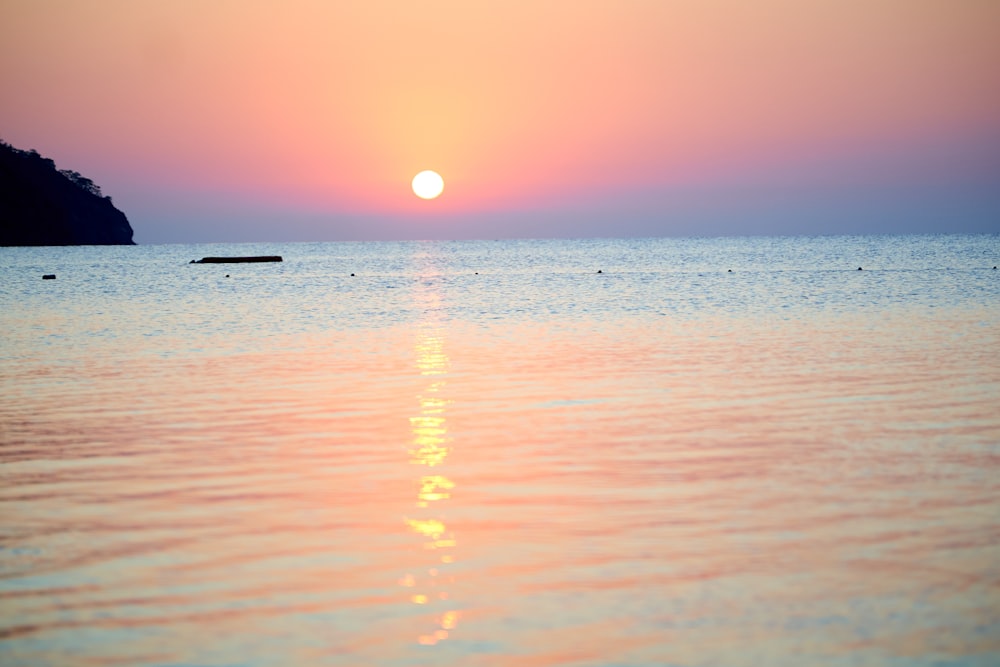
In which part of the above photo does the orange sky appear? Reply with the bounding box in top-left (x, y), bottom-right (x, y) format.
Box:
top-left (1, 0), bottom-right (998, 241)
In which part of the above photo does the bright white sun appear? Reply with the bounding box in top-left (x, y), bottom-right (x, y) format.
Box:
top-left (412, 170), bottom-right (444, 200)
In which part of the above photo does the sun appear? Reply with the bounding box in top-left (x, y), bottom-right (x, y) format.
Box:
top-left (412, 170), bottom-right (444, 200)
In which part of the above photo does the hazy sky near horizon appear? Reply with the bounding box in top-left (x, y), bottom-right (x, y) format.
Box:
top-left (2, 0), bottom-right (999, 243)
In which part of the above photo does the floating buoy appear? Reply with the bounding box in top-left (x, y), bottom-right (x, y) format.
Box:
top-left (858, 267), bottom-right (863, 271)
top-left (597, 269), bottom-right (603, 274)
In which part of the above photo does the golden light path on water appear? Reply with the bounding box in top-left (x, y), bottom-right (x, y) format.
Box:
top-left (0, 238), bottom-right (997, 666)
top-left (399, 257), bottom-right (460, 647)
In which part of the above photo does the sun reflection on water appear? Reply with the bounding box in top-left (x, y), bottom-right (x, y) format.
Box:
top-left (399, 265), bottom-right (460, 647)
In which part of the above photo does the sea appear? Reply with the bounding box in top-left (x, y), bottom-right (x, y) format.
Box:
top-left (1, 234), bottom-right (999, 667)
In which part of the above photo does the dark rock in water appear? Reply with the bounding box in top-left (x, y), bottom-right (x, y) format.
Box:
top-left (858, 267), bottom-right (863, 270)
top-left (1, 140), bottom-right (134, 246)
top-left (192, 256), bottom-right (282, 264)
top-left (42, 274), bottom-right (56, 279)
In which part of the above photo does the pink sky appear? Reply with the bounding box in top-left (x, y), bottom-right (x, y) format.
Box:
top-left (2, 0), bottom-right (998, 242)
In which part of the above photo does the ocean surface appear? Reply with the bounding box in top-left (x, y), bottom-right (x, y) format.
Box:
top-left (1, 235), bottom-right (999, 667)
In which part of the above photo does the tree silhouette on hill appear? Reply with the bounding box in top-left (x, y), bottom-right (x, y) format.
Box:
top-left (0, 140), bottom-right (134, 245)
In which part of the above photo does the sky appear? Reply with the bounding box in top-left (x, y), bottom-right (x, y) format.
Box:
top-left (2, 0), bottom-right (999, 243)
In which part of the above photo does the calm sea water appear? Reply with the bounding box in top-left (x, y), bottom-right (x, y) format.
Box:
top-left (2, 235), bottom-right (999, 667)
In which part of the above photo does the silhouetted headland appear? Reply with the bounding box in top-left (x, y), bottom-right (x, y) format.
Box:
top-left (0, 140), bottom-right (134, 246)
top-left (191, 256), bottom-right (283, 264)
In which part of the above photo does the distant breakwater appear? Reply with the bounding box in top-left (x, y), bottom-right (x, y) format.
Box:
top-left (190, 256), bottom-right (283, 264)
